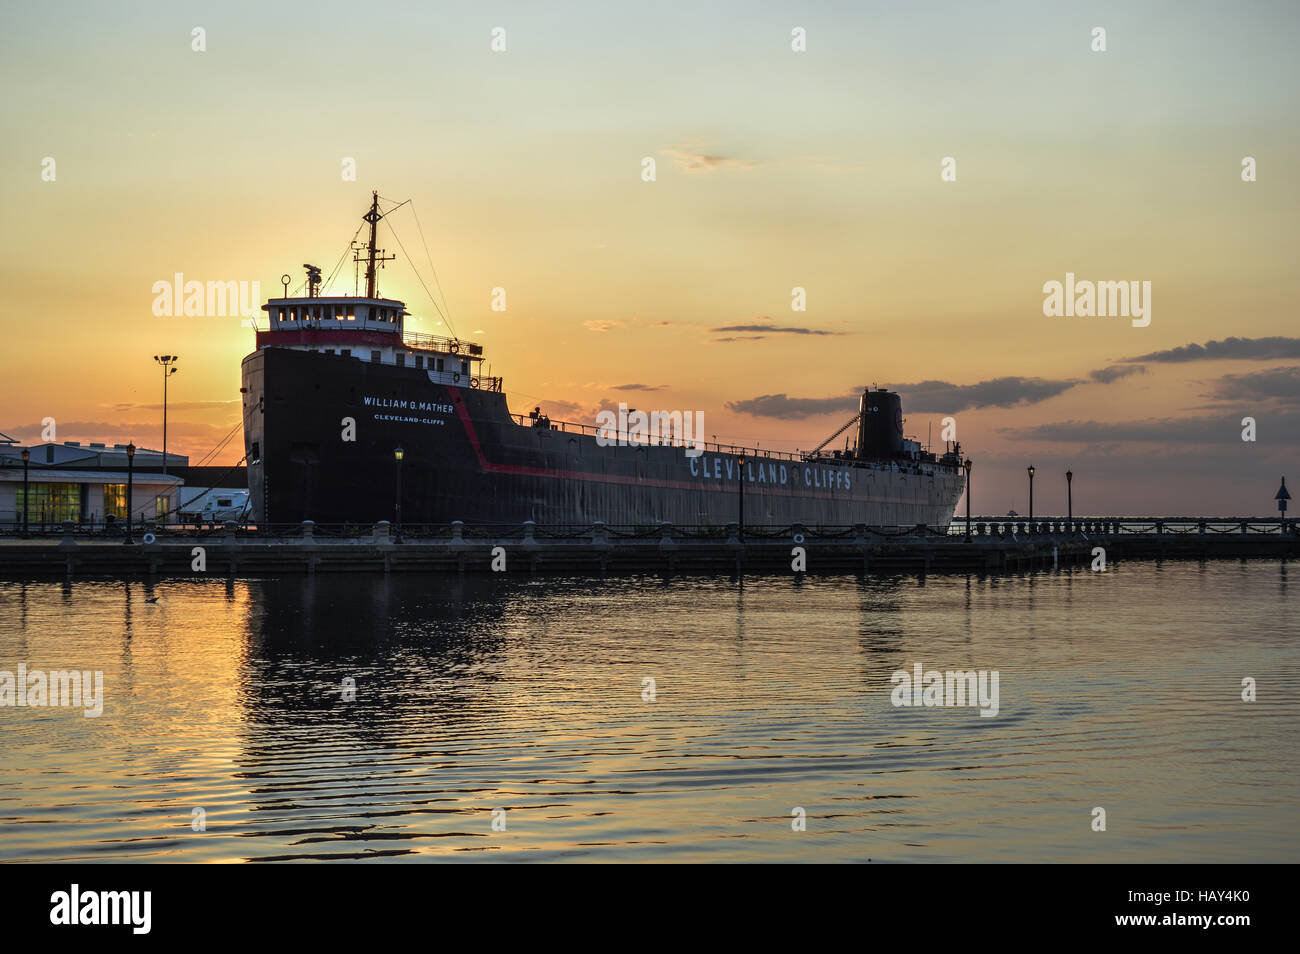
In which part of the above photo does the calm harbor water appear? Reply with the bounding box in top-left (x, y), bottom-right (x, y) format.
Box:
top-left (1, 561), bottom-right (1296, 863)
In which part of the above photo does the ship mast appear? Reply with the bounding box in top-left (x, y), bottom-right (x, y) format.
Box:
top-left (358, 190), bottom-right (395, 299)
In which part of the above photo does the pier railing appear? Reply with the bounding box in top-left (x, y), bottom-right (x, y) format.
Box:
top-left (3, 516), bottom-right (1296, 577)
top-left (947, 517), bottom-right (1298, 537)
top-left (2, 517), bottom-right (1295, 541)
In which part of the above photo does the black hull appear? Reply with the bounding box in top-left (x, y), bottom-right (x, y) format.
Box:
top-left (241, 349), bottom-right (965, 527)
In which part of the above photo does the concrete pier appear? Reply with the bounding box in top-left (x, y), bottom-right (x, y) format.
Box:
top-left (0, 519), bottom-right (1295, 578)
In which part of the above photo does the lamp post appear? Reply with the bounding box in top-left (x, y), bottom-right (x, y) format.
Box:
top-left (1066, 469), bottom-right (1074, 524)
top-left (153, 355), bottom-right (179, 477)
top-left (20, 448), bottom-right (29, 536)
top-left (737, 455), bottom-right (746, 541)
top-left (1027, 465), bottom-right (1035, 522)
top-left (1277, 477), bottom-right (1291, 534)
top-left (964, 458), bottom-right (973, 541)
top-left (125, 442), bottom-right (135, 545)
top-left (394, 446), bottom-right (404, 543)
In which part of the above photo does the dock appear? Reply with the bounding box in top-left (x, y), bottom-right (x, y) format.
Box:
top-left (0, 517), bottom-right (1295, 578)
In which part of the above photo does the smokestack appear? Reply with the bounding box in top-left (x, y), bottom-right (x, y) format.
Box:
top-left (856, 388), bottom-right (904, 459)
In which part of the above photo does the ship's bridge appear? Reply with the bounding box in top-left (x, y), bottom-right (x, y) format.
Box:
top-left (255, 295), bottom-right (499, 390)
top-left (263, 296), bottom-right (407, 333)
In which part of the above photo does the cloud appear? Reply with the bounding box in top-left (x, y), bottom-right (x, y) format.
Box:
top-left (712, 322), bottom-right (838, 336)
top-left (111, 400), bottom-right (240, 412)
top-left (662, 145), bottom-right (760, 173)
top-left (890, 377), bottom-right (1078, 412)
top-left (1206, 366), bottom-right (1300, 406)
top-left (4, 418), bottom-right (242, 450)
top-left (584, 320), bottom-right (621, 332)
top-left (1124, 336), bottom-right (1300, 363)
top-left (609, 383), bottom-right (665, 392)
top-left (728, 365), bottom-right (1158, 421)
top-left (999, 413), bottom-right (1298, 444)
top-left (726, 393), bottom-right (858, 420)
top-left (1089, 364), bottom-right (1146, 384)
top-left (529, 399), bottom-right (588, 421)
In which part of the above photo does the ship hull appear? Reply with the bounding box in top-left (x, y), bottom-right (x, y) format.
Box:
top-left (242, 349), bottom-right (965, 528)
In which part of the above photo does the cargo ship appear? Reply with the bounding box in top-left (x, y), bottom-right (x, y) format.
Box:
top-left (241, 193), bottom-right (967, 527)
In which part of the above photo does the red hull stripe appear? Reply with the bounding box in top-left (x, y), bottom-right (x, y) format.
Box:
top-left (257, 329), bottom-right (403, 348)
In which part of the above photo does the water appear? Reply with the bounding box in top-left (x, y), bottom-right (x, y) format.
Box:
top-left (1, 561), bottom-right (1296, 863)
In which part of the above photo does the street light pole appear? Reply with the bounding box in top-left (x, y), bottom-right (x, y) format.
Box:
top-left (394, 446), bottom-right (404, 543)
top-left (964, 458), bottom-right (972, 541)
top-left (21, 448), bottom-right (29, 537)
top-left (125, 442), bottom-right (136, 545)
top-left (737, 455), bottom-right (746, 541)
top-left (1027, 465), bottom-right (1036, 522)
top-left (1066, 469), bottom-right (1074, 524)
top-left (153, 355), bottom-right (179, 476)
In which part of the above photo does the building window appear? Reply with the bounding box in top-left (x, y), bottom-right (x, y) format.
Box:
top-left (436, 358), bottom-right (445, 372)
top-left (414, 355), bottom-right (424, 369)
top-left (18, 482), bottom-right (82, 524)
top-left (156, 495), bottom-right (170, 520)
top-left (461, 361), bottom-right (469, 375)
top-left (371, 350), bottom-right (381, 363)
top-left (341, 349), bottom-right (351, 357)
top-left (103, 484), bottom-right (127, 520)
top-left (396, 352), bottom-right (406, 367)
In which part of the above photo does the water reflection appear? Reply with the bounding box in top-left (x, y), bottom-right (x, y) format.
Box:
top-left (0, 563), bottom-right (1297, 862)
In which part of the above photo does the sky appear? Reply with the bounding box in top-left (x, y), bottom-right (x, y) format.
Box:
top-left (1, 0), bottom-right (1297, 515)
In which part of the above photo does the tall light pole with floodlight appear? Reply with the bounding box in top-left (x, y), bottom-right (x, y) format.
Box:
top-left (154, 355), bottom-right (179, 476)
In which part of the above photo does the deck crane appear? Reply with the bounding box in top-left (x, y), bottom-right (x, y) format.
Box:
top-left (808, 410), bottom-right (862, 457)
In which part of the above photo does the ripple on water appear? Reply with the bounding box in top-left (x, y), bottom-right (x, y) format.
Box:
top-left (0, 562), bottom-right (1296, 862)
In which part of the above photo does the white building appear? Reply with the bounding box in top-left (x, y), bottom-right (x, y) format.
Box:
top-left (0, 439), bottom-right (184, 528)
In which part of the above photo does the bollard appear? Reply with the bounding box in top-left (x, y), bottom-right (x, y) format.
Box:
top-left (301, 520), bottom-right (315, 541)
top-left (522, 520), bottom-right (540, 548)
top-left (373, 520), bottom-right (391, 545)
top-left (58, 521), bottom-right (78, 550)
top-left (223, 520), bottom-right (237, 547)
